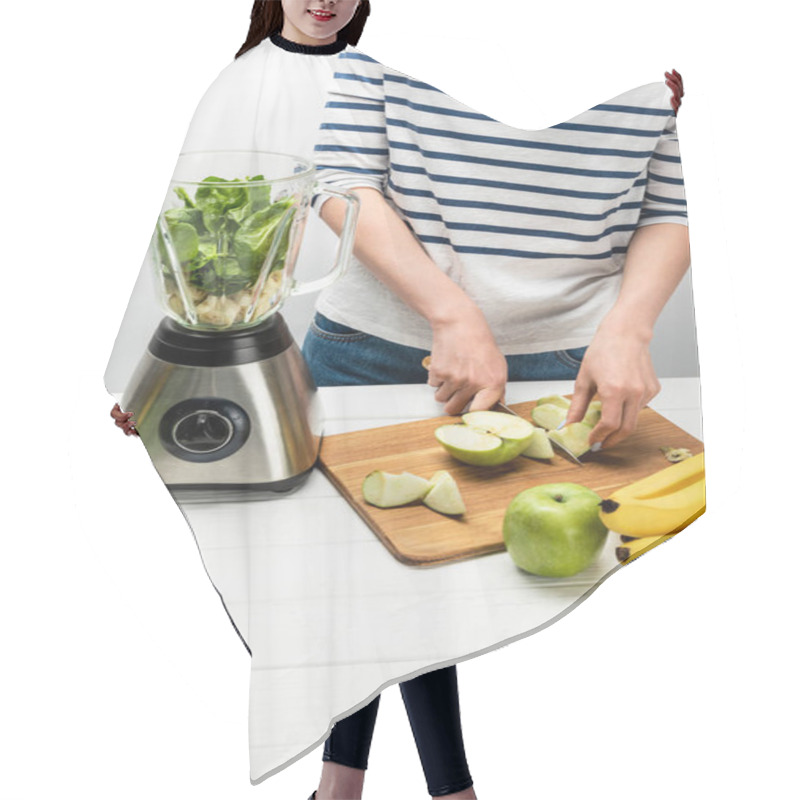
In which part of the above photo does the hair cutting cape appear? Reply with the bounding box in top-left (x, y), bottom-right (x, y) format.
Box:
top-left (105, 39), bottom-right (701, 784)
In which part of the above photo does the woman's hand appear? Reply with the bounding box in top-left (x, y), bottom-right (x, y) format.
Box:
top-left (111, 403), bottom-right (139, 436)
top-left (665, 69), bottom-right (684, 114)
top-left (428, 308), bottom-right (507, 415)
top-left (569, 223), bottom-right (690, 449)
top-left (565, 323), bottom-right (660, 450)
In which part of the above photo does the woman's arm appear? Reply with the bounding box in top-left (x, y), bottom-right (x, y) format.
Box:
top-left (565, 222), bottom-right (691, 448)
top-left (320, 188), bottom-right (507, 414)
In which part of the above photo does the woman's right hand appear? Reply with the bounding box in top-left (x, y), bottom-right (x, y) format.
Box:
top-left (111, 403), bottom-right (139, 436)
top-left (427, 308), bottom-right (507, 415)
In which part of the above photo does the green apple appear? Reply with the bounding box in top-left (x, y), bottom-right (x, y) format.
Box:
top-left (535, 394), bottom-right (571, 410)
top-left (531, 403), bottom-right (568, 431)
top-left (435, 410), bottom-right (535, 466)
top-left (362, 470), bottom-right (430, 508)
top-left (520, 427), bottom-right (555, 460)
top-left (548, 422), bottom-right (593, 458)
top-left (503, 482), bottom-right (608, 577)
top-left (423, 470), bottom-right (466, 515)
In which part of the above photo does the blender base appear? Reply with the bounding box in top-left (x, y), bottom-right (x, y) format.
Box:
top-left (165, 465), bottom-right (316, 504)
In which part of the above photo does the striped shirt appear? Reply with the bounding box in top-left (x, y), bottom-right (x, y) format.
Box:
top-left (313, 51), bottom-right (688, 355)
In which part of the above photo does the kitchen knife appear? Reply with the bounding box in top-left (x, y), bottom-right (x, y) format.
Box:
top-left (492, 400), bottom-right (584, 466)
top-left (420, 356), bottom-right (584, 465)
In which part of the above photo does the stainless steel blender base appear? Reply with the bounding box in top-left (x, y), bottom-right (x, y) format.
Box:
top-left (165, 466), bottom-right (316, 504)
top-left (122, 316), bottom-right (323, 502)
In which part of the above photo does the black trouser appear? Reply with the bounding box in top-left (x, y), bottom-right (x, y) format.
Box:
top-left (323, 665), bottom-right (473, 797)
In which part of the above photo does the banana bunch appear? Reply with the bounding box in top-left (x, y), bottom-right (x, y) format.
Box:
top-left (599, 452), bottom-right (705, 564)
top-left (615, 534), bottom-right (677, 565)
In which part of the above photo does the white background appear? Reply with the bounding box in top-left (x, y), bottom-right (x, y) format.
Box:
top-left (2, 1), bottom-right (796, 798)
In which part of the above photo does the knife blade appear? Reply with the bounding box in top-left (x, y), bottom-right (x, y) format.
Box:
top-left (491, 400), bottom-right (584, 466)
top-left (421, 356), bottom-right (583, 465)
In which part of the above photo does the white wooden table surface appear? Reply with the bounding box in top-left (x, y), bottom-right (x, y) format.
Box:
top-left (180, 378), bottom-right (702, 782)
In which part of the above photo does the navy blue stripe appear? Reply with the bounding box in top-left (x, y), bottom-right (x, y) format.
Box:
top-left (553, 122), bottom-right (662, 138)
top-left (418, 238), bottom-right (631, 260)
top-left (320, 123), bottom-right (387, 135)
top-left (651, 152), bottom-right (682, 164)
top-left (334, 71), bottom-right (383, 86)
top-left (387, 176), bottom-right (643, 222)
top-left (315, 144), bottom-right (389, 156)
top-left (339, 52), bottom-right (379, 64)
top-left (388, 139), bottom-right (642, 180)
top-left (644, 191), bottom-right (687, 206)
top-left (640, 209), bottom-right (688, 217)
top-left (384, 72), bottom-right (442, 93)
top-left (400, 208), bottom-right (638, 242)
top-left (314, 164), bottom-right (385, 175)
top-left (385, 95), bottom-right (493, 122)
top-left (390, 162), bottom-right (648, 200)
top-left (646, 172), bottom-right (684, 186)
top-left (385, 118), bottom-right (655, 159)
top-left (326, 101), bottom-right (385, 112)
top-left (591, 104), bottom-right (674, 117)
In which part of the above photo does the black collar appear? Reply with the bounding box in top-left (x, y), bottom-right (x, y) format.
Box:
top-left (269, 32), bottom-right (348, 55)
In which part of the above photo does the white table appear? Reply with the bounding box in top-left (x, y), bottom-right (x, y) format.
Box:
top-left (181, 378), bottom-right (702, 783)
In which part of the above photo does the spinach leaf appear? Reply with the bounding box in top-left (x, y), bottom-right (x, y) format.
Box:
top-left (166, 221), bottom-right (199, 263)
top-left (165, 206), bottom-right (204, 231)
top-left (174, 186), bottom-right (195, 208)
top-left (246, 175), bottom-right (270, 212)
top-left (233, 200), bottom-right (294, 274)
top-left (158, 175), bottom-right (296, 300)
top-left (195, 176), bottom-right (248, 216)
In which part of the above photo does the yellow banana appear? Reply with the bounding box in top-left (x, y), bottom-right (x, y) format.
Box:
top-left (616, 534), bottom-right (676, 565)
top-left (599, 452), bottom-right (705, 538)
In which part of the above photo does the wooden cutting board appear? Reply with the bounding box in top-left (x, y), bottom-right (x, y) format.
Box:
top-left (318, 400), bottom-right (703, 567)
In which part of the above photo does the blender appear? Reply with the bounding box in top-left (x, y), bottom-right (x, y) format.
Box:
top-left (122, 151), bottom-right (359, 501)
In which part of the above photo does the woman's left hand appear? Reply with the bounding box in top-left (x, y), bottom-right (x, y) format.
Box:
top-left (564, 325), bottom-right (660, 450)
top-left (665, 69), bottom-right (684, 114)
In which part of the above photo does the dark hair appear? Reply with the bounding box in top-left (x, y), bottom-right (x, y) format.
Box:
top-left (235, 1), bottom-right (371, 58)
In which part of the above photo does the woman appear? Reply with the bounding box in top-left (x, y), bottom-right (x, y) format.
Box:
top-left (307, 62), bottom-right (688, 449)
top-left (109, 3), bottom-right (479, 799)
top-left (303, 54), bottom-right (689, 797)
top-left (303, 50), bottom-right (687, 800)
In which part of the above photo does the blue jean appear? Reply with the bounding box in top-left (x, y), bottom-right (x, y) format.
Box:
top-left (302, 313), bottom-right (586, 796)
top-left (302, 312), bottom-right (587, 385)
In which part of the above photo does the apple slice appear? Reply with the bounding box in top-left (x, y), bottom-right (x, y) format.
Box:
top-left (531, 403), bottom-right (568, 431)
top-left (435, 410), bottom-right (535, 466)
top-left (582, 400), bottom-right (602, 427)
top-left (423, 470), bottom-right (466, 516)
top-left (362, 470), bottom-right (431, 508)
top-left (535, 394), bottom-right (571, 410)
top-left (548, 422), bottom-right (593, 458)
top-left (520, 427), bottom-right (555, 460)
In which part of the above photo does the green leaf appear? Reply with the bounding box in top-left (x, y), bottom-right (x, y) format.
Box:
top-left (188, 260), bottom-right (219, 293)
top-left (174, 186), bottom-right (195, 208)
top-left (165, 206), bottom-right (204, 231)
top-left (246, 175), bottom-right (270, 212)
top-left (233, 200), bottom-right (294, 274)
top-left (166, 221), bottom-right (199, 263)
top-left (194, 176), bottom-right (248, 216)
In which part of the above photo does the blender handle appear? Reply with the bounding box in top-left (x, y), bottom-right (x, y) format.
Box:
top-left (290, 185), bottom-right (361, 297)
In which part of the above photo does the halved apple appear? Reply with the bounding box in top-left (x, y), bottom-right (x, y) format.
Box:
top-left (435, 410), bottom-right (535, 467)
top-left (531, 403), bottom-right (568, 431)
top-left (423, 470), bottom-right (466, 515)
top-left (548, 422), bottom-right (594, 458)
top-left (520, 427), bottom-right (555, 460)
top-left (535, 394), bottom-right (571, 410)
top-left (362, 470), bottom-right (431, 508)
